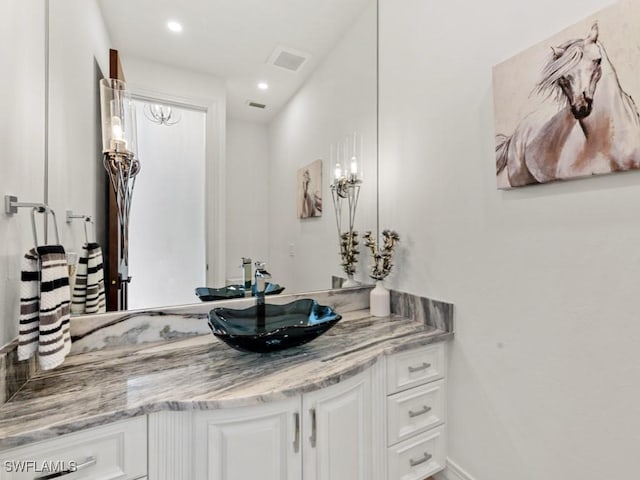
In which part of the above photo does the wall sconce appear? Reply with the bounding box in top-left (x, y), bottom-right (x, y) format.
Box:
top-left (99, 78), bottom-right (140, 307)
top-left (330, 133), bottom-right (363, 286)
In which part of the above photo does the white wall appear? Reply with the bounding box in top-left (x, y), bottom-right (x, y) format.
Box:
top-left (225, 119), bottom-right (270, 283)
top-left (0, 1), bottom-right (46, 346)
top-left (121, 57), bottom-right (227, 287)
top-left (47, 0), bottom-right (111, 256)
top-left (268, 2), bottom-right (377, 292)
top-left (379, 0), bottom-right (639, 478)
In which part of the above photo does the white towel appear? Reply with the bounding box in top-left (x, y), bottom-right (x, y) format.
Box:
top-left (18, 246), bottom-right (71, 370)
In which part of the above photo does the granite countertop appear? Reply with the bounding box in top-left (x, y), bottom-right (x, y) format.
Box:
top-left (0, 307), bottom-right (451, 450)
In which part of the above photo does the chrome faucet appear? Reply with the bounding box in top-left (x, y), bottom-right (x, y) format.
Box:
top-left (254, 262), bottom-right (271, 332)
top-left (241, 257), bottom-right (252, 295)
top-left (254, 261), bottom-right (271, 303)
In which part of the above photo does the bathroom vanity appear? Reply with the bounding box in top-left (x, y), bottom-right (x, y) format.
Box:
top-left (0, 289), bottom-right (452, 480)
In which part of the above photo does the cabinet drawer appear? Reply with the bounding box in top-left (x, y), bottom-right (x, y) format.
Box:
top-left (0, 417), bottom-right (147, 480)
top-left (387, 426), bottom-right (445, 480)
top-left (386, 343), bottom-right (445, 395)
top-left (387, 379), bottom-right (445, 446)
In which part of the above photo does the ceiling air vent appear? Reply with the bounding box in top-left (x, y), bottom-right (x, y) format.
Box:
top-left (247, 101), bottom-right (266, 109)
top-left (267, 46), bottom-right (310, 72)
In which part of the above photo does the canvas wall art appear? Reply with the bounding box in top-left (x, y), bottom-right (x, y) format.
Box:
top-left (297, 159), bottom-right (323, 219)
top-left (493, 2), bottom-right (640, 189)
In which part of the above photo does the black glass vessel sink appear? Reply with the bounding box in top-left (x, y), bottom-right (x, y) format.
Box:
top-left (196, 283), bottom-right (285, 301)
top-left (208, 299), bottom-right (342, 353)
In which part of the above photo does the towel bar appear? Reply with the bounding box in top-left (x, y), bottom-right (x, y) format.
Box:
top-left (4, 194), bottom-right (47, 215)
top-left (4, 195), bottom-right (60, 245)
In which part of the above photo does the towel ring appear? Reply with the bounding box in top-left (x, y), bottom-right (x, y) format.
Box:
top-left (66, 210), bottom-right (96, 244)
top-left (30, 206), bottom-right (60, 246)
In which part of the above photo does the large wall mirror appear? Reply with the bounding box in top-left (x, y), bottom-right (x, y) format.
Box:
top-left (47, 0), bottom-right (378, 314)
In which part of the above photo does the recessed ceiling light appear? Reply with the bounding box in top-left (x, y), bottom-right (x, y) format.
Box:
top-left (257, 82), bottom-right (269, 90)
top-left (167, 21), bottom-right (183, 33)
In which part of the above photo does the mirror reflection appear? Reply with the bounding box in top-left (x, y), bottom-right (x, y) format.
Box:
top-left (47, 0), bottom-right (378, 314)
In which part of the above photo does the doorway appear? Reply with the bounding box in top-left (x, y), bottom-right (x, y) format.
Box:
top-left (127, 98), bottom-right (207, 309)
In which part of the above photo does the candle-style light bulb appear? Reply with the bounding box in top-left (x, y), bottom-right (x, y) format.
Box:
top-left (112, 116), bottom-right (123, 140)
top-left (110, 115), bottom-right (128, 151)
top-left (343, 141), bottom-right (349, 177)
top-left (335, 163), bottom-right (342, 180)
top-left (360, 134), bottom-right (364, 181)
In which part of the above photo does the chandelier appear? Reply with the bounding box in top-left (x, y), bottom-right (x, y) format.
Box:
top-left (143, 103), bottom-right (181, 126)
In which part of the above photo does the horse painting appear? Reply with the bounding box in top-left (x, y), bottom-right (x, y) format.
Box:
top-left (495, 23), bottom-right (640, 188)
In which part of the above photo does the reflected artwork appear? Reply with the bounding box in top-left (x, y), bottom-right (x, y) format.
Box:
top-left (297, 159), bottom-right (323, 219)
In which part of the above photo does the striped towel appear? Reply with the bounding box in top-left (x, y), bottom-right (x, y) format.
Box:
top-left (18, 246), bottom-right (72, 370)
top-left (71, 243), bottom-right (105, 314)
top-left (71, 246), bottom-right (88, 315)
top-left (71, 248), bottom-right (89, 315)
top-left (85, 243), bottom-right (106, 314)
top-left (18, 249), bottom-right (40, 361)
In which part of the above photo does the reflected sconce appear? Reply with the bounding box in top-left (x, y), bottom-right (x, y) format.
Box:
top-left (330, 132), bottom-right (363, 285)
top-left (99, 78), bottom-right (140, 305)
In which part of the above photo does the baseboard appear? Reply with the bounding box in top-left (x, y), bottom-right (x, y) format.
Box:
top-left (434, 458), bottom-right (477, 480)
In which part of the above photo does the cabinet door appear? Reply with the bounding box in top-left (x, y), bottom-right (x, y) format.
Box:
top-left (302, 370), bottom-right (372, 480)
top-left (192, 398), bottom-right (302, 480)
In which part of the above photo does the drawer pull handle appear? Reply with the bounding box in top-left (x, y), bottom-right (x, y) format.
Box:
top-left (408, 362), bottom-right (431, 373)
top-left (409, 452), bottom-right (432, 467)
top-left (309, 408), bottom-right (317, 448)
top-left (293, 412), bottom-right (301, 453)
top-left (33, 456), bottom-right (97, 479)
top-left (408, 405), bottom-right (432, 418)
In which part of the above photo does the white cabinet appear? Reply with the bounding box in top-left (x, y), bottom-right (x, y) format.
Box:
top-left (192, 398), bottom-right (301, 480)
top-left (148, 345), bottom-right (446, 480)
top-left (302, 369), bottom-right (372, 480)
top-left (385, 343), bottom-right (447, 480)
top-left (151, 369), bottom-right (374, 480)
top-left (0, 417), bottom-right (147, 480)
top-left (0, 342), bottom-right (447, 480)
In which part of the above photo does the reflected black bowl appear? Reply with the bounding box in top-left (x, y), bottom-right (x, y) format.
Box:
top-left (208, 299), bottom-right (341, 353)
top-left (196, 283), bottom-right (286, 302)
top-left (196, 285), bottom-right (245, 301)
